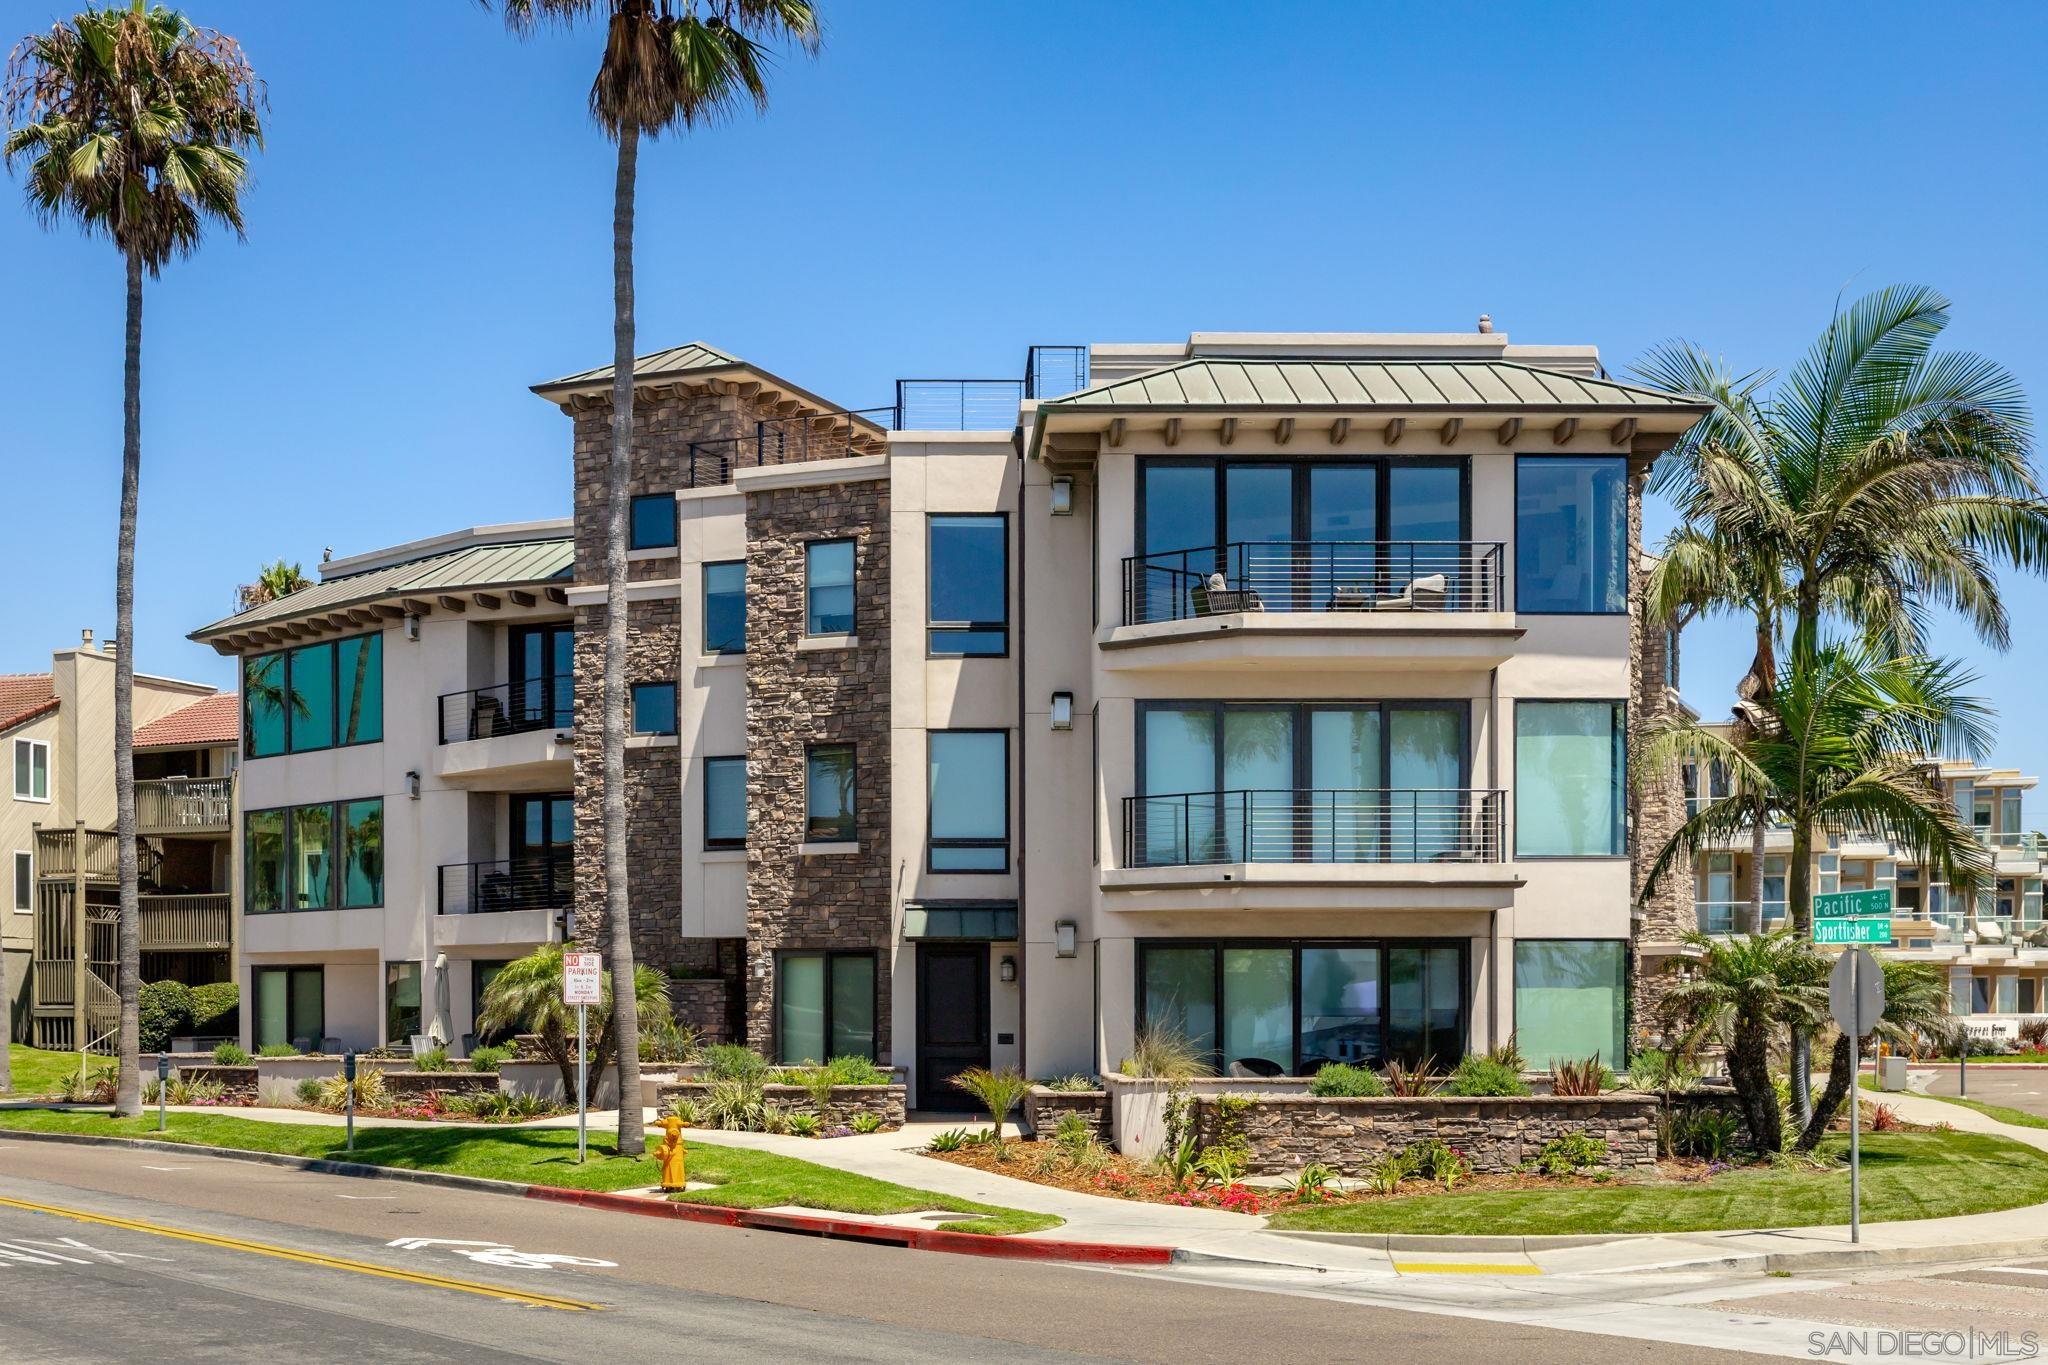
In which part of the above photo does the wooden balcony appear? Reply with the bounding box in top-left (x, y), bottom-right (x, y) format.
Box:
top-left (140, 893), bottom-right (233, 951)
top-left (137, 776), bottom-right (233, 835)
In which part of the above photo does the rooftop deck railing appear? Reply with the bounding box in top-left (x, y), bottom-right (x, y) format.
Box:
top-left (1123, 788), bottom-right (1504, 868)
top-left (1122, 540), bottom-right (1504, 626)
top-left (681, 408), bottom-right (897, 488)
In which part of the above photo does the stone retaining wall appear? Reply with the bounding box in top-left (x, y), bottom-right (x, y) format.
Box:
top-left (1025, 1086), bottom-right (1111, 1141)
top-left (656, 1081), bottom-right (905, 1130)
top-left (175, 1064), bottom-right (257, 1103)
top-left (1191, 1093), bottom-right (1660, 1175)
top-left (383, 1071), bottom-right (502, 1101)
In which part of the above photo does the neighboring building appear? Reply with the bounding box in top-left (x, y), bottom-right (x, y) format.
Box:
top-left (189, 524), bottom-right (576, 1053)
top-left (3, 633), bottom-right (229, 1048)
top-left (1676, 738), bottom-right (2048, 1029)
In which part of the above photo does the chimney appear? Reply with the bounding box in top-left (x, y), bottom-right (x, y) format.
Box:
top-left (102, 634), bottom-right (118, 658)
top-left (80, 628), bottom-right (93, 648)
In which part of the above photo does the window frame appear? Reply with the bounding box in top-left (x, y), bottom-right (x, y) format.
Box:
top-left (926, 729), bottom-right (1010, 874)
top-left (241, 631), bottom-right (385, 759)
top-left (1134, 699), bottom-right (1472, 797)
top-left (703, 755), bottom-right (748, 850)
top-left (11, 737), bottom-right (50, 803)
top-left (803, 742), bottom-right (858, 844)
top-left (1512, 698), bottom-right (1627, 859)
top-left (628, 492), bottom-right (679, 551)
top-left (385, 959), bottom-right (424, 1045)
top-left (252, 964), bottom-right (324, 1052)
top-left (772, 948), bottom-right (879, 1063)
top-left (11, 848), bottom-right (30, 913)
top-left (925, 513), bottom-right (1010, 658)
top-left (1512, 454), bottom-right (1630, 616)
top-left (804, 538), bottom-right (857, 637)
top-left (1510, 937), bottom-right (1630, 1071)
top-left (244, 797), bottom-right (385, 913)
top-left (701, 559), bottom-right (746, 655)
top-left (630, 682), bottom-right (678, 736)
top-left (1134, 455), bottom-right (1472, 559)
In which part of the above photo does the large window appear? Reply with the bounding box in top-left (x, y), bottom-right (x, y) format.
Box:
top-left (472, 959), bottom-right (513, 1045)
top-left (11, 738), bottom-right (49, 801)
top-left (245, 799), bottom-right (383, 913)
top-left (704, 756), bottom-right (747, 849)
top-left (1514, 940), bottom-right (1626, 1069)
top-left (1134, 701), bottom-right (1466, 864)
top-left (1515, 701), bottom-right (1625, 856)
top-left (928, 731), bottom-right (1008, 872)
top-left (253, 966), bottom-right (323, 1052)
top-left (776, 950), bottom-right (876, 1062)
top-left (805, 539), bottom-right (856, 636)
top-left (703, 561), bottom-right (745, 654)
top-left (1138, 939), bottom-right (1466, 1073)
top-left (805, 743), bottom-right (857, 843)
top-left (631, 682), bottom-right (677, 736)
top-left (386, 961), bottom-right (423, 1044)
top-left (630, 493), bottom-right (678, 550)
top-left (12, 849), bottom-right (30, 912)
top-left (1515, 456), bottom-right (1627, 613)
top-left (928, 514), bottom-right (1008, 656)
top-left (243, 632), bottom-right (383, 757)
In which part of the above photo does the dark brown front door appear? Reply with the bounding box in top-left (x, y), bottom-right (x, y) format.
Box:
top-left (916, 944), bottom-right (990, 1112)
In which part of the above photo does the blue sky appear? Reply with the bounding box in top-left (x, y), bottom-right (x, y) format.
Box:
top-left (3, 3), bottom-right (2045, 781)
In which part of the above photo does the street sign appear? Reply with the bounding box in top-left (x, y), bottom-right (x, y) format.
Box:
top-left (1829, 947), bottom-right (1885, 1035)
top-left (1814, 889), bottom-right (1892, 918)
top-left (1815, 917), bottom-right (1893, 945)
top-left (562, 952), bottom-right (603, 1006)
top-left (1813, 888), bottom-right (1892, 945)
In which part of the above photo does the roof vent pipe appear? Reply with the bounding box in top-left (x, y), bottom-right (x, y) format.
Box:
top-left (81, 628), bottom-right (93, 648)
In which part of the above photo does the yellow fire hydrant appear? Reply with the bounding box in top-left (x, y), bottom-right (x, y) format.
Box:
top-left (655, 1114), bottom-right (687, 1192)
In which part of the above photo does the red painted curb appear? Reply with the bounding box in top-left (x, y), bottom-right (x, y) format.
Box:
top-left (522, 1184), bottom-right (1174, 1265)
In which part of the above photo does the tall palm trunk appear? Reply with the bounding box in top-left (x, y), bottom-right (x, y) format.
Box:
top-left (604, 123), bottom-right (643, 1154)
top-left (1787, 812), bottom-right (1814, 1126)
top-left (1746, 805), bottom-right (1767, 935)
top-left (113, 247), bottom-right (142, 1116)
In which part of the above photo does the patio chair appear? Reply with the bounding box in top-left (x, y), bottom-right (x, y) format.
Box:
top-left (1371, 572), bottom-right (1448, 612)
top-left (1228, 1056), bottom-right (1285, 1078)
top-left (1325, 585), bottom-right (1373, 611)
top-left (1191, 572), bottom-right (1264, 616)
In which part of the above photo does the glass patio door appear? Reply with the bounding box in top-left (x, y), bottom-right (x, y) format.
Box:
top-left (1387, 945), bottom-right (1463, 1068)
top-left (1223, 708), bottom-right (1293, 861)
top-left (1309, 708), bottom-right (1383, 860)
top-left (509, 793), bottom-right (573, 912)
top-left (1224, 464), bottom-right (1292, 607)
top-left (1389, 707), bottom-right (1463, 861)
top-left (1308, 465), bottom-right (1378, 608)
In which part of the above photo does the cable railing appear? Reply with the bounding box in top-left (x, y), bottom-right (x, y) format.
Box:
top-left (1123, 788), bottom-right (1504, 868)
top-left (682, 408), bottom-right (895, 488)
top-left (438, 857), bottom-right (573, 916)
top-left (1122, 540), bottom-right (1504, 625)
top-left (1023, 344), bottom-right (1089, 400)
top-left (894, 379), bottom-right (1024, 431)
top-left (438, 678), bottom-right (573, 745)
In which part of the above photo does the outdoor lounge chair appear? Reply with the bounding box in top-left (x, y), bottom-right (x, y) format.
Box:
top-left (1191, 571), bottom-right (1264, 616)
top-left (1371, 572), bottom-right (1448, 612)
top-left (1228, 1057), bottom-right (1285, 1078)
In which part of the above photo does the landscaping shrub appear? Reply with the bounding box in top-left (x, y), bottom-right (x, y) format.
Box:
top-left (1193, 1143), bottom-right (1248, 1187)
top-left (701, 1043), bottom-right (769, 1083)
top-left (1288, 1162), bottom-right (1336, 1203)
top-left (1040, 1073), bottom-right (1097, 1092)
top-left (256, 1078), bottom-right (301, 1108)
top-left (294, 1077), bottom-right (323, 1105)
top-left (1534, 1131), bottom-right (1609, 1175)
top-left (2020, 1018), bottom-right (2048, 1052)
top-left (952, 1066), bottom-right (1031, 1139)
top-left (823, 1055), bottom-right (888, 1085)
top-left (1868, 1102), bottom-right (1903, 1132)
top-left (1382, 1058), bottom-right (1441, 1097)
top-left (639, 1017), bottom-right (698, 1065)
top-left (190, 982), bottom-right (238, 1037)
top-left (414, 1046), bottom-right (450, 1073)
top-left (1486, 1033), bottom-right (1526, 1072)
top-left (926, 1128), bottom-right (970, 1153)
top-left (850, 1112), bottom-right (883, 1135)
top-left (466, 1045), bottom-right (511, 1073)
top-left (699, 1073), bottom-right (770, 1130)
top-left (1052, 1112), bottom-right (1092, 1150)
top-left (318, 1067), bottom-right (387, 1111)
top-left (1402, 1137), bottom-right (1471, 1190)
top-left (1673, 1107), bottom-right (1740, 1160)
top-left (257, 1044), bottom-right (299, 1057)
top-left (1308, 1063), bottom-right (1385, 1098)
top-left (663, 1094), bottom-right (700, 1126)
top-left (1627, 1049), bottom-right (1700, 1093)
top-left (138, 980), bottom-right (195, 1053)
top-left (211, 1042), bottom-right (250, 1066)
top-left (784, 1112), bottom-right (821, 1137)
top-left (1120, 1026), bottom-right (1212, 1081)
top-left (1549, 1055), bottom-right (1612, 1097)
top-left (1446, 1054), bottom-right (1529, 1097)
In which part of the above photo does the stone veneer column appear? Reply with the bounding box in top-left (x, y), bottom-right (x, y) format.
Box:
top-left (741, 476), bottom-right (892, 1059)
top-left (1628, 452), bottom-right (1693, 1036)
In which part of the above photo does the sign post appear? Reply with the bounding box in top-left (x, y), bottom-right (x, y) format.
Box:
top-left (1829, 946), bottom-right (1887, 1244)
top-left (343, 1049), bottom-right (358, 1153)
top-left (562, 951), bottom-right (603, 1164)
top-left (156, 1053), bottom-right (170, 1133)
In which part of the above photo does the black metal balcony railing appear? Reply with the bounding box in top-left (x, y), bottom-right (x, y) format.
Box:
top-left (1123, 541), bottom-right (1506, 625)
top-left (1123, 788), bottom-right (1505, 868)
top-left (1023, 344), bottom-right (1089, 400)
top-left (682, 407), bottom-right (899, 489)
top-left (893, 379), bottom-right (1025, 431)
top-left (438, 857), bottom-right (573, 916)
top-left (438, 678), bottom-right (572, 745)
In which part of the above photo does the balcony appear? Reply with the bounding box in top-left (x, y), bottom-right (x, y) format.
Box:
top-left (435, 680), bottom-right (574, 789)
top-left (435, 858), bottom-right (565, 951)
top-left (136, 777), bottom-right (232, 836)
top-left (139, 893), bottom-right (232, 952)
top-left (1105, 541), bottom-right (1517, 671)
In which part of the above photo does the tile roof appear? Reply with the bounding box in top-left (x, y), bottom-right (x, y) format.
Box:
top-left (0, 673), bottom-right (56, 735)
top-left (1041, 358), bottom-right (1704, 412)
top-left (135, 692), bottom-right (239, 748)
top-left (192, 536), bottom-right (574, 640)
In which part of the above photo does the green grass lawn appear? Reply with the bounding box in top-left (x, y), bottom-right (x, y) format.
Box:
top-left (3, 1046), bottom-right (112, 1097)
top-left (1859, 1074), bottom-right (2048, 1130)
top-left (0, 1108), bottom-right (1060, 1236)
top-left (1266, 1131), bottom-right (2048, 1236)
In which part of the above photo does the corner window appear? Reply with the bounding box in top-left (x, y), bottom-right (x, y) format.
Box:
top-left (1515, 455), bottom-right (1627, 613)
top-left (244, 633), bottom-right (383, 757)
top-left (928, 731), bottom-right (1008, 871)
top-left (1515, 701), bottom-right (1624, 857)
top-left (630, 493), bottom-right (678, 550)
top-left (12, 849), bottom-right (30, 912)
top-left (704, 756), bottom-right (747, 849)
top-left (1514, 940), bottom-right (1626, 1069)
top-left (253, 965), bottom-right (323, 1052)
top-left (631, 682), bottom-right (677, 736)
top-left (928, 514), bottom-right (1007, 656)
top-left (386, 961), bottom-right (423, 1044)
top-left (703, 561), bottom-right (745, 654)
top-left (245, 798), bottom-right (382, 913)
top-left (804, 743), bottom-right (857, 843)
top-left (776, 950), bottom-right (876, 1063)
top-left (244, 653), bottom-right (286, 757)
top-left (805, 539), bottom-right (855, 636)
top-left (11, 738), bottom-right (49, 801)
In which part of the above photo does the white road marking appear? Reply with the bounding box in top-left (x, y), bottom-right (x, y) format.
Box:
top-left (1981, 1265), bottom-right (2048, 1277)
top-left (18, 1236), bottom-right (172, 1264)
top-left (386, 1236), bottom-right (617, 1272)
top-left (141, 1165), bottom-right (191, 1172)
top-left (335, 1194), bottom-right (396, 1201)
top-left (0, 1240), bottom-right (90, 1266)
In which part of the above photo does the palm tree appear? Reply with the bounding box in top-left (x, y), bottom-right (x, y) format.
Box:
top-left (239, 558), bottom-right (309, 610)
top-left (476, 943), bottom-right (673, 1113)
top-left (6, 3), bottom-right (263, 1116)
top-left (1796, 955), bottom-right (1948, 1151)
top-left (1659, 930), bottom-right (1828, 1153)
top-left (492, 0), bottom-right (820, 1156)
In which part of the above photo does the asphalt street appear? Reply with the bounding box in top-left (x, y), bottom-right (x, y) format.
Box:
top-left (1919, 1066), bottom-right (2048, 1118)
top-left (0, 1136), bottom-right (1759, 1364)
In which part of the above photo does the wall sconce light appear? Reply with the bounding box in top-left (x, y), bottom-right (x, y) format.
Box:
top-left (999, 955), bottom-right (1017, 984)
top-left (405, 770), bottom-right (421, 801)
top-left (1049, 691), bottom-right (1074, 730)
top-left (403, 613), bottom-right (421, 642)
top-left (1054, 920), bottom-right (1078, 958)
top-left (1049, 477), bottom-right (1074, 516)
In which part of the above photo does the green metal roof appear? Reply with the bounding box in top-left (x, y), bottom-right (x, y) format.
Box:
top-left (533, 341), bottom-right (743, 394)
top-left (1041, 358), bottom-right (1701, 413)
top-left (192, 537), bottom-right (574, 640)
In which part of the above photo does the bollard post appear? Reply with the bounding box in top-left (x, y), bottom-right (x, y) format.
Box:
top-left (343, 1049), bottom-right (357, 1153)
